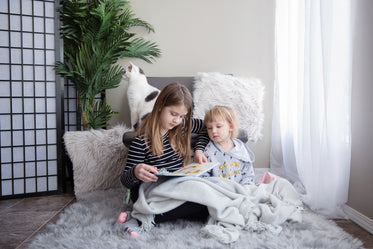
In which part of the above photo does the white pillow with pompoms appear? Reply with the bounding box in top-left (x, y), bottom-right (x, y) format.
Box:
top-left (193, 72), bottom-right (264, 142)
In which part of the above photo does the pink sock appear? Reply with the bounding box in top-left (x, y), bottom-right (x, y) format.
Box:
top-left (125, 227), bottom-right (139, 237)
top-left (116, 212), bottom-right (129, 224)
top-left (259, 172), bottom-right (278, 184)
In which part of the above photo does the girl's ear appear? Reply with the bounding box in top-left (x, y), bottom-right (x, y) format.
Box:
top-left (229, 123), bottom-right (234, 132)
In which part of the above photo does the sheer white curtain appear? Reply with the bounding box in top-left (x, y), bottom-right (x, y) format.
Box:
top-left (271, 0), bottom-right (353, 218)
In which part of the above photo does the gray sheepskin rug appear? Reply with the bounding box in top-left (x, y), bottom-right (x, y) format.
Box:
top-left (28, 188), bottom-right (363, 249)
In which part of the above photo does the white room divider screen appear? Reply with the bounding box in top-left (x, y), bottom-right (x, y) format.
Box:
top-left (0, 0), bottom-right (66, 198)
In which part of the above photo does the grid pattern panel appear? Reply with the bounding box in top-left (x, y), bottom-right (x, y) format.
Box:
top-left (63, 84), bottom-right (103, 132)
top-left (64, 80), bottom-right (81, 132)
top-left (64, 80), bottom-right (78, 131)
top-left (0, 0), bottom-right (60, 198)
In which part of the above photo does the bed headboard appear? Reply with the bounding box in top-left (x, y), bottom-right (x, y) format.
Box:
top-left (122, 76), bottom-right (249, 147)
top-left (147, 77), bottom-right (195, 93)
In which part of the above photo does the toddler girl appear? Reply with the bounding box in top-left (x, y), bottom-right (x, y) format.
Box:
top-left (199, 105), bottom-right (255, 185)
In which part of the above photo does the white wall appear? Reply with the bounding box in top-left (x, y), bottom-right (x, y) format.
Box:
top-left (107, 0), bottom-right (275, 169)
top-left (348, 0), bottom-right (373, 219)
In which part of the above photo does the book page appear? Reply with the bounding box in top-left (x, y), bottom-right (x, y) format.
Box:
top-left (156, 162), bottom-right (218, 177)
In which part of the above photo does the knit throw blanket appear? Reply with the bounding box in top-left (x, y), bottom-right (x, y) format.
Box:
top-left (131, 177), bottom-right (303, 244)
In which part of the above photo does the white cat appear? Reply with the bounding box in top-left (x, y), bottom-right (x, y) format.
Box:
top-left (123, 63), bottom-right (160, 130)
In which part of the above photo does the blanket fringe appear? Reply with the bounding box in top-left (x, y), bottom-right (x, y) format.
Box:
top-left (244, 221), bottom-right (282, 235)
top-left (138, 214), bottom-right (156, 232)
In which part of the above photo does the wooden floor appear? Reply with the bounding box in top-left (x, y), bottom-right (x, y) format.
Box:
top-left (0, 192), bottom-right (372, 249)
top-left (334, 219), bottom-right (373, 249)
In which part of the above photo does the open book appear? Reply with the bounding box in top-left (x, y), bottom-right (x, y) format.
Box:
top-left (156, 162), bottom-right (219, 177)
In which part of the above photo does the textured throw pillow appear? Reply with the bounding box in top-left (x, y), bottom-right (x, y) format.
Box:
top-left (193, 72), bottom-right (264, 142)
top-left (63, 125), bottom-right (130, 199)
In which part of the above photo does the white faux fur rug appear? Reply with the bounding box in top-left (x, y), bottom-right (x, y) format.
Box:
top-left (28, 188), bottom-right (364, 249)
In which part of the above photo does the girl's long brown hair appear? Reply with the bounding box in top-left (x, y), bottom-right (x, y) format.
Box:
top-left (136, 82), bottom-right (193, 165)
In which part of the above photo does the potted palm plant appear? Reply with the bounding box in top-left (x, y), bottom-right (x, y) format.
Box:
top-left (55, 0), bottom-right (161, 130)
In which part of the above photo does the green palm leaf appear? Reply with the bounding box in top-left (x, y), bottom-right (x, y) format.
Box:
top-left (123, 38), bottom-right (161, 63)
top-left (55, 0), bottom-right (161, 130)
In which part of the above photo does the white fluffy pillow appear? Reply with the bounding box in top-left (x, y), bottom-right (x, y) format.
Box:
top-left (63, 125), bottom-right (130, 199)
top-left (193, 72), bottom-right (264, 142)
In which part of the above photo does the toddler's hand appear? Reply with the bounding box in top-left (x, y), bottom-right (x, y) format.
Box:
top-left (194, 150), bottom-right (207, 164)
top-left (134, 164), bottom-right (158, 182)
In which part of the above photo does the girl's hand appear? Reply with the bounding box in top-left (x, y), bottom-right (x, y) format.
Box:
top-left (194, 150), bottom-right (207, 164)
top-left (134, 164), bottom-right (159, 182)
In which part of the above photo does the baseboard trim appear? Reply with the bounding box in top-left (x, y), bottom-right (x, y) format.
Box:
top-left (343, 204), bottom-right (373, 235)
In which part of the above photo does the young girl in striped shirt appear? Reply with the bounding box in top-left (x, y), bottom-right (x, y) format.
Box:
top-left (117, 82), bottom-right (209, 237)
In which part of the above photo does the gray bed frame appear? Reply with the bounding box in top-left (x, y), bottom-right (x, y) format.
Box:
top-left (122, 77), bottom-right (248, 147)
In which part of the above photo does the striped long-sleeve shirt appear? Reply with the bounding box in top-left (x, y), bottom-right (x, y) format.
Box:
top-left (121, 118), bottom-right (209, 189)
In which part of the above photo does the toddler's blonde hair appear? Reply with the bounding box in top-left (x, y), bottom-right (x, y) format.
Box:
top-left (204, 105), bottom-right (238, 138)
